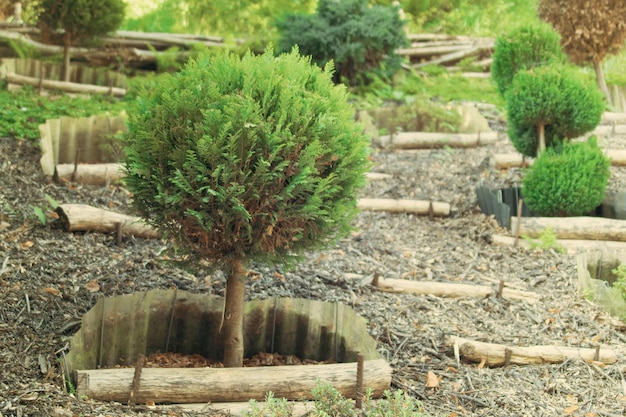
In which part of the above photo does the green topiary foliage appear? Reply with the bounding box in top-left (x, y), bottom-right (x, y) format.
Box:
top-left (123, 47), bottom-right (371, 367)
top-left (276, 0), bottom-right (408, 86)
top-left (123, 47), bottom-right (370, 265)
top-left (522, 136), bottom-right (610, 217)
top-left (491, 24), bottom-right (566, 98)
top-left (506, 64), bottom-right (605, 157)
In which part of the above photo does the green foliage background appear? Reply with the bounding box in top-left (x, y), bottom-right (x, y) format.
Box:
top-left (276, 0), bottom-right (408, 85)
top-left (522, 137), bottom-right (610, 217)
top-left (123, 48), bottom-right (371, 266)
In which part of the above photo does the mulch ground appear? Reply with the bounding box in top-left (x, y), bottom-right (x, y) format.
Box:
top-left (2, 107), bottom-right (626, 417)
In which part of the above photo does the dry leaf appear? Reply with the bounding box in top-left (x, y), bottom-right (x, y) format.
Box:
top-left (44, 287), bottom-right (61, 297)
top-left (425, 370), bottom-right (440, 388)
top-left (584, 413), bottom-right (598, 417)
top-left (563, 404), bottom-right (579, 414)
top-left (85, 280), bottom-right (100, 293)
top-left (19, 241), bottom-right (34, 249)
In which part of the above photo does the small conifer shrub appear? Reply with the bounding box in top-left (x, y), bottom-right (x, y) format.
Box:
top-left (276, 0), bottom-right (408, 85)
top-left (491, 24), bottom-right (565, 98)
top-left (506, 64), bottom-right (605, 157)
top-left (522, 136), bottom-right (610, 217)
top-left (123, 47), bottom-right (371, 367)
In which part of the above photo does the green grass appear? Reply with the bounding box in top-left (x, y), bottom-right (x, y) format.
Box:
top-left (0, 84), bottom-right (127, 140)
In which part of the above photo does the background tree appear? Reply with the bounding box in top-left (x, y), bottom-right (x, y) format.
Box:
top-left (538, 0), bottom-right (626, 103)
top-left (506, 64), bottom-right (605, 157)
top-left (276, 0), bottom-right (408, 85)
top-left (37, 0), bottom-right (125, 81)
top-left (491, 23), bottom-right (565, 98)
top-left (123, 48), bottom-right (371, 367)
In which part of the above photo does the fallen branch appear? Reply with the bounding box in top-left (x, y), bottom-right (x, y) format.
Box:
top-left (357, 198), bottom-right (450, 216)
top-left (372, 276), bottom-right (540, 303)
top-left (55, 204), bottom-right (159, 239)
top-left (380, 131), bottom-right (497, 149)
top-left (510, 217), bottom-right (626, 242)
top-left (451, 336), bottom-right (617, 367)
top-left (6, 72), bottom-right (126, 96)
top-left (76, 359), bottom-right (392, 404)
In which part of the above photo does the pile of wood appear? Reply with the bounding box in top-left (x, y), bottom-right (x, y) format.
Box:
top-left (398, 33), bottom-right (494, 73)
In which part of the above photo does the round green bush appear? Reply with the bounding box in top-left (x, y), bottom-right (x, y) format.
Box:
top-left (123, 47), bottom-right (371, 265)
top-left (522, 136), bottom-right (610, 217)
top-left (491, 24), bottom-right (565, 98)
top-left (506, 64), bottom-right (605, 157)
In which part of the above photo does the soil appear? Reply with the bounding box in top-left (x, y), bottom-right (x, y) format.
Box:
top-left (2, 107), bottom-right (626, 417)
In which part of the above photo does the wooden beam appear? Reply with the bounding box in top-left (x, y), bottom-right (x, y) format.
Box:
top-left (75, 359), bottom-right (392, 404)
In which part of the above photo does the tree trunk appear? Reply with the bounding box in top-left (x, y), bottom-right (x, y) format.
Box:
top-left (223, 258), bottom-right (247, 367)
top-left (536, 121), bottom-right (546, 156)
top-left (63, 31), bottom-right (71, 82)
top-left (594, 59), bottom-right (611, 105)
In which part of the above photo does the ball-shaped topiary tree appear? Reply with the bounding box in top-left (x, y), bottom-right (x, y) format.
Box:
top-left (37, 0), bottom-right (126, 82)
top-left (491, 24), bottom-right (566, 98)
top-left (522, 136), bottom-right (610, 217)
top-left (123, 47), bottom-right (371, 367)
top-left (505, 64), bottom-right (605, 157)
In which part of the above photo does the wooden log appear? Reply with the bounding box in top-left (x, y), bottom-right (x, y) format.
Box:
top-left (492, 234), bottom-right (626, 253)
top-left (489, 153), bottom-right (533, 169)
top-left (396, 44), bottom-right (474, 58)
top-left (357, 198), bottom-right (450, 216)
top-left (365, 172), bottom-right (393, 181)
top-left (380, 131), bottom-right (497, 149)
top-left (55, 163), bottom-right (124, 185)
top-left (451, 336), bottom-right (617, 367)
top-left (592, 124), bottom-right (626, 136)
top-left (411, 45), bottom-right (491, 68)
top-left (510, 216), bottom-right (626, 242)
top-left (6, 73), bottom-right (126, 96)
top-left (491, 150), bottom-right (626, 168)
top-left (372, 276), bottom-right (540, 303)
top-left (56, 204), bottom-right (159, 239)
top-left (75, 359), bottom-right (392, 403)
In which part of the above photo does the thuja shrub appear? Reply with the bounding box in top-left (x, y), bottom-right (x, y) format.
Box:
top-left (124, 47), bottom-right (370, 264)
top-left (506, 64), bottom-right (605, 157)
top-left (522, 136), bottom-right (610, 217)
top-left (491, 24), bottom-right (565, 98)
top-left (123, 47), bottom-right (371, 366)
top-left (276, 0), bottom-right (408, 85)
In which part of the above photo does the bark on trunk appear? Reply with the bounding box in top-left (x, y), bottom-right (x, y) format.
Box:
top-left (223, 258), bottom-right (247, 367)
top-left (536, 121), bottom-right (546, 156)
